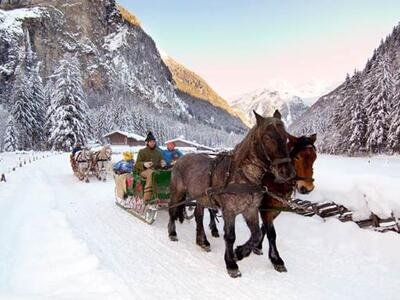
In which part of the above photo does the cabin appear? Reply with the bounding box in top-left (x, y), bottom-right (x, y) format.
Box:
top-left (103, 130), bottom-right (145, 147)
top-left (165, 138), bottom-right (216, 152)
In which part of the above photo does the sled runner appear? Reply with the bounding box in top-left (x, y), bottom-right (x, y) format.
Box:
top-left (115, 169), bottom-right (195, 224)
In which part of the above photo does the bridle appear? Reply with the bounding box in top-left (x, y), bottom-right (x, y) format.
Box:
top-left (260, 118), bottom-right (292, 174)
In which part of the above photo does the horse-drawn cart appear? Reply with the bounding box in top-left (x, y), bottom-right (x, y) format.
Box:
top-left (115, 169), bottom-right (195, 224)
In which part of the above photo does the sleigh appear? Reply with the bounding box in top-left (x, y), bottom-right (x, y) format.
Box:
top-left (115, 169), bottom-right (195, 224)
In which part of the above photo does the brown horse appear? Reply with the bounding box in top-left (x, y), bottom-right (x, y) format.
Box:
top-left (254, 133), bottom-right (317, 272)
top-left (168, 110), bottom-right (295, 278)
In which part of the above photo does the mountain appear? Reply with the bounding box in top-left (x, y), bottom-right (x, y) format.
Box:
top-left (230, 88), bottom-right (309, 126)
top-left (0, 0), bottom-right (247, 150)
top-left (162, 55), bottom-right (251, 127)
top-left (290, 24), bottom-right (400, 155)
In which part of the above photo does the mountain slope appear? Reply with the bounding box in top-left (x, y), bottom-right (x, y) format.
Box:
top-left (230, 88), bottom-right (309, 126)
top-left (163, 56), bottom-right (251, 127)
top-left (290, 24), bottom-right (400, 154)
top-left (0, 0), bottom-right (247, 149)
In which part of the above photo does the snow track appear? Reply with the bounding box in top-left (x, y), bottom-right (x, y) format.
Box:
top-left (1, 154), bottom-right (400, 299)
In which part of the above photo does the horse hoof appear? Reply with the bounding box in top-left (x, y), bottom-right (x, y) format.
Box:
top-left (273, 264), bottom-right (287, 272)
top-left (169, 235), bottom-right (178, 242)
top-left (200, 244), bottom-right (211, 252)
top-left (85, 179), bottom-right (89, 183)
top-left (211, 230), bottom-right (220, 238)
top-left (253, 248), bottom-right (263, 256)
top-left (227, 269), bottom-right (242, 278)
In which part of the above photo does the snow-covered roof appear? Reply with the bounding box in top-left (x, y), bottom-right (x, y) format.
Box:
top-left (165, 138), bottom-right (215, 151)
top-left (103, 130), bottom-right (145, 141)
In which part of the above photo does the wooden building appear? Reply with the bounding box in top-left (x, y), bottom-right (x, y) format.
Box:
top-left (165, 138), bottom-right (215, 152)
top-left (103, 131), bottom-right (145, 146)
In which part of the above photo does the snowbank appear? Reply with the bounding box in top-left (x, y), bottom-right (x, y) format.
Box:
top-left (300, 154), bottom-right (400, 219)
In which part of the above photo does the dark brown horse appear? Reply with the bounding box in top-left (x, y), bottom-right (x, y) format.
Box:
top-left (254, 133), bottom-right (317, 272)
top-left (168, 110), bottom-right (295, 278)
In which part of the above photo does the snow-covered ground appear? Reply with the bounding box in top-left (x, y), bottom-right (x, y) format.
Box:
top-left (0, 153), bottom-right (399, 299)
top-left (301, 154), bottom-right (400, 220)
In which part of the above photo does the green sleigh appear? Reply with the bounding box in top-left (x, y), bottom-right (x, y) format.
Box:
top-left (115, 169), bottom-right (194, 224)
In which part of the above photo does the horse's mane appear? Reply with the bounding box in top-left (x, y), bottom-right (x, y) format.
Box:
top-left (233, 117), bottom-right (283, 167)
top-left (232, 126), bottom-right (257, 167)
top-left (290, 136), bottom-right (316, 157)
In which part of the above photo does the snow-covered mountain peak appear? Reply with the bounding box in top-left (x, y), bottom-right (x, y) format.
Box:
top-left (230, 88), bottom-right (309, 127)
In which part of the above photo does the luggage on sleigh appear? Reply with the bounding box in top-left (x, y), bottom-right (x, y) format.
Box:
top-left (115, 169), bottom-right (195, 224)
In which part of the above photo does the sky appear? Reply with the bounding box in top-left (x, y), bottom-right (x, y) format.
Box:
top-left (118, 0), bottom-right (400, 100)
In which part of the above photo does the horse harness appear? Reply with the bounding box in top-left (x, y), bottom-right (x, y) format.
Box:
top-left (204, 151), bottom-right (293, 208)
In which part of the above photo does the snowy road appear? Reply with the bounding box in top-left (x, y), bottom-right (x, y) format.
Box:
top-left (1, 154), bottom-right (400, 299)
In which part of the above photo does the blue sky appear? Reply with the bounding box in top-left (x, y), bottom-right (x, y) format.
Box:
top-left (118, 0), bottom-right (400, 98)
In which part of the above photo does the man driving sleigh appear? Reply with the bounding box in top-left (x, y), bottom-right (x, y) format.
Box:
top-left (135, 132), bottom-right (166, 202)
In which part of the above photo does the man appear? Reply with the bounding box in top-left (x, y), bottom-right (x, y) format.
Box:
top-left (135, 132), bottom-right (165, 202)
top-left (162, 141), bottom-right (183, 167)
top-left (72, 142), bottom-right (82, 156)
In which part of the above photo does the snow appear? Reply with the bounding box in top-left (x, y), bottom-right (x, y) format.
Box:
top-left (103, 130), bottom-right (145, 142)
top-left (103, 27), bottom-right (130, 52)
top-left (0, 7), bottom-right (45, 36)
top-left (0, 153), bottom-right (400, 299)
top-left (300, 154), bottom-right (400, 219)
top-left (164, 138), bottom-right (216, 151)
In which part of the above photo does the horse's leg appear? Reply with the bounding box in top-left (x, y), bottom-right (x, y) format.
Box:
top-left (264, 212), bottom-right (287, 272)
top-left (208, 209), bottom-right (220, 238)
top-left (223, 213), bottom-right (240, 278)
top-left (253, 212), bottom-right (267, 255)
top-left (234, 207), bottom-right (261, 261)
top-left (195, 204), bottom-right (211, 252)
top-left (168, 176), bottom-right (185, 242)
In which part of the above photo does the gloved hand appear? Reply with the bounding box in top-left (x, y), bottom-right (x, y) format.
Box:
top-left (171, 160), bottom-right (177, 166)
top-left (161, 160), bottom-right (167, 168)
top-left (143, 161), bottom-right (153, 169)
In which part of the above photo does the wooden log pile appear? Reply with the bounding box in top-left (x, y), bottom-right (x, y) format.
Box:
top-left (292, 199), bottom-right (400, 234)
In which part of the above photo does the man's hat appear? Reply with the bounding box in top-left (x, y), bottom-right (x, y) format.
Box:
top-left (145, 131), bottom-right (156, 142)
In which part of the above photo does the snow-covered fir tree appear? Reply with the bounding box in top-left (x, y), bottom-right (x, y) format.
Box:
top-left (47, 55), bottom-right (91, 151)
top-left (387, 69), bottom-right (400, 152)
top-left (3, 116), bottom-right (19, 152)
top-left (10, 68), bottom-right (36, 150)
top-left (30, 64), bottom-right (47, 149)
top-left (347, 72), bottom-right (367, 154)
top-left (364, 53), bottom-right (394, 153)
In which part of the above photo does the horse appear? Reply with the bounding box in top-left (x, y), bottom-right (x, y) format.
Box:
top-left (207, 133), bottom-right (317, 273)
top-left (168, 110), bottom-right (295, 278)
top-left (73, 148), bottom-right (93, 182)
top-left (254, 133), bottom-right (317, 272)
top-left (91, 145), bottom-right (112, 181)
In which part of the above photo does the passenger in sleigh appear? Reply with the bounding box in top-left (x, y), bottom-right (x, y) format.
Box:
top-left (135, 132), bottom-right (166, 202)
top-left (162, 141), bottom-right (183, 168)
top-left (72, 142), bottom-right (82, 156)
top-left (113, 151), bottom-right (135, 200)
top-left (113, 151), bottom-right (135, 174)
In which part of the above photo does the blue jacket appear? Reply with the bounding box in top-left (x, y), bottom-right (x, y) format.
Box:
top-left (162, 149), bottom-right (183, 166)
top-left (113, 159), bottom-right (135, 174)
top-left (72, 147), bottom-right (82, 156)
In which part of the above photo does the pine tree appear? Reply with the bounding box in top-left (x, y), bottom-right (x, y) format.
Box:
top-left (30, 64), bottom-right (46, 149)
top-left (47, 55), bottom-right (91, 151)
top-left (348, 72), bottom-right (367, 154)
top-left (364, 53), bottom-right (394, 153)
top-left (3, 116), bottom-right (19, 152)
top-left (11, 68), bottom-right (36, 150)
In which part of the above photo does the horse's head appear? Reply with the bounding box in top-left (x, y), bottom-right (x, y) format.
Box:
top-left (80, 148), bottom-right (92, 161)
top-left (254, 110), bottom-right (295, 183)
top-left (99, 145), bottom-right (112, 160)
top-left (287, 133), bottom-right (317, 194)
